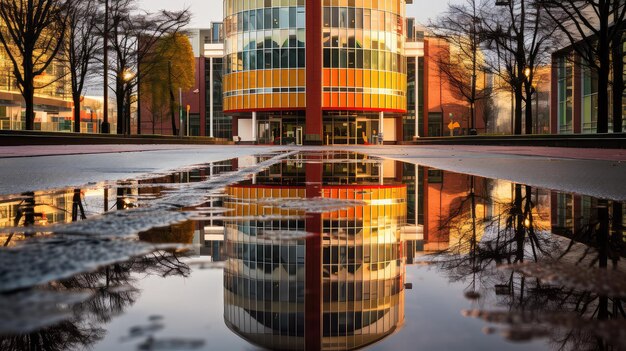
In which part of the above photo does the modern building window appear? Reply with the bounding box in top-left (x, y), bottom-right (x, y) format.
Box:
top-left (582, 62), bottom-right (598, 133)
top-left (557, 56), bottom-right (573, 134)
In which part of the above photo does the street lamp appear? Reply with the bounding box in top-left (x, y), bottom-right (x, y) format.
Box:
top-left (122, 69), bottom-right (135, 136)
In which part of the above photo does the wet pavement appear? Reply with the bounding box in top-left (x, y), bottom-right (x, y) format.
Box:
top-left (0, 149), bottom-right (624, 351)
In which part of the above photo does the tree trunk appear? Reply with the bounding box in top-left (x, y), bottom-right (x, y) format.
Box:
top-left (73, 94), bottom-right (81, 133)
top-left (168, 61), bottom-right (177, 136)
top-left (525, 88), bottom-right (533, 134)
top-left (116, 80), bottom-right (125, 135)
top-left (24, 84), bottom-right (35, 131)
top-left (514, 85), bottom-right (523, 135)
top-left (514, 184), bottom-right (524, 262)
top-left (597, 12), bottom-right (610, 133)
top-left (612, 33), bottom-right (624, 133)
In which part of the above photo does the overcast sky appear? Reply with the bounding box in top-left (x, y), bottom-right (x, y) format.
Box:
top-left (138, 0), bottom-right (454, 28)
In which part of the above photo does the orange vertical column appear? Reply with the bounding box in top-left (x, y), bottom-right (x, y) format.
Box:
top-left (305, 0), bottom-right (323, 144)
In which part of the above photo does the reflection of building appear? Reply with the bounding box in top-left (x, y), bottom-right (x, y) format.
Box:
top-left (223, 154), bottom-right (406, 350)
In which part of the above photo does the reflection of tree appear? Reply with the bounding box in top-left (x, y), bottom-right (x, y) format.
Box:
top-left (0, 249), bottom-right (191, 351)
top-left (431, 180), bottom-right (625, 349)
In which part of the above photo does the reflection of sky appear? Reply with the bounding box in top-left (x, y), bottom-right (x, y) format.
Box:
top-left (91, 264), bottom-right (549, 351)
top-left (368, 265), bottom-right (548, 351)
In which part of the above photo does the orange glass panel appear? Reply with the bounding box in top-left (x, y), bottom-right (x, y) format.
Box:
top-left (273, 93), bottom-right (280, 107)
top-left (347, 69), bottom-right (355, 86)
top-left (249, 94), bottom-right (256, 109)
top-left (323, 92), bottom-right (331, 107)
top-left (331, 69), bottom-right (339, 86)
top-left (339, 93), bottom-right (346, 106)
top-left (355, 93), bottom-right (363, 108)
top-left (339, 69), bottom-right (347, 86)
top-left (356, 69), bottom-right (363, 87)
top-left (323, 69), bottom-right (331, 87)
top-left (297, 93), bottom-right (305, 107)
top-left (346, 93), bottom-right (355, 107)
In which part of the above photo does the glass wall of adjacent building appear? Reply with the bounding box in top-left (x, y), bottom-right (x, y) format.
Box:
top-left (557, 56), bottom-right (573, 134)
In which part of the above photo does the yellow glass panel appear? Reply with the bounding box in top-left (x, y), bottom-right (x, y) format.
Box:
top-left (371, 71), bottom-right (378, 87)
top-left (257, 94), bottom-right (264, 109)
top-left (289, 70), bottom-right (297, 86)
top-left (265, 94), bottom-right (272, 108)
top-left (273, 70), bottom-right (280, 86)
top-left (298, 69), bottom-right (306, 86)
top-left (364, 70), bottom-right (370, 87)
top-left (371, 94), bottom-right (379, 108)
top-left (264, 71), bottom-right (272, 88)
top-left (249, 72), bottom-right (257, 88)
top-left (281, 70), bottom-right (289, 86)
top-left (363, 93), bottom-right (371, 108)
top-left (289, 92), bottom-right (297, 107)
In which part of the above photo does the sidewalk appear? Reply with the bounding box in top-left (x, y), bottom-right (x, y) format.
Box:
top-left (0, 144), bottom-right (248, 158)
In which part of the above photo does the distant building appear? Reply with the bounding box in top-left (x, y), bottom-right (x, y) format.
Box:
top-left (139, 23), bottom-right (229, 138)
top-left (550, 26), bottom-right (626, 134)
top-left (0, 47), bottom-right (77, 132)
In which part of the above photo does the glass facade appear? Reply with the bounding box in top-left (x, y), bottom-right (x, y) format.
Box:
top-left (557, 56), bottom-right (573, 134)
top-left (207, 57), bottom-right (232, 139)
top-left (582, 63), bottom-right (598, 133)
top-left (321, 1), bottom-right (407, 111)
top-left (223, 0), bottom-right (306, 111)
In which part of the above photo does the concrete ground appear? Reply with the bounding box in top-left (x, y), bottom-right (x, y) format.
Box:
top-left (0, 144), bottom-right (624, 200)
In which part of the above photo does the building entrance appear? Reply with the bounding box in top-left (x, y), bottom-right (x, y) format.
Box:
top-left (323, 116), bottom-right (379, 145)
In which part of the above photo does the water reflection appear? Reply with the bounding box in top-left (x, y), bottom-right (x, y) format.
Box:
top-left (0, 151), bottom-right (624, 351)
top-left (223, 153), bottom-right (407, 350)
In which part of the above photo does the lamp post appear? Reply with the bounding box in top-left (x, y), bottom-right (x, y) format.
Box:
top-left (122, 69), bottom-right (135, 136)
top-left (101, 0), bottom-right (110, 134)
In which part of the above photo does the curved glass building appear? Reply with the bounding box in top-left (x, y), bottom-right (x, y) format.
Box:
top-left (223, 154), bottom-right (407, 350)
top-left (223, 0), bottom-right (409, 145)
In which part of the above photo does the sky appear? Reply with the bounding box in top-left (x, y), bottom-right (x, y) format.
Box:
top-left (138, 0), bottom-right (454, 28)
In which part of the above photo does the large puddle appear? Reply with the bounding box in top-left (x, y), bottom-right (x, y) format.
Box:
top-left (0, 151), bottom-right (624, 351)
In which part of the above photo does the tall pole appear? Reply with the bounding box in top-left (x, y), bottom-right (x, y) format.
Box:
top-left (209, 56), bottom-right (214, 138)
top-left (101, 0), bottom-right (110, 133)
top-left (179, 87), bottom-right (183, 137)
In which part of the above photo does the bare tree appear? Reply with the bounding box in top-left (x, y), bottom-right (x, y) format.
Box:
top-left (540, 0), bottom-right (626, 133)
top-left (106, 0), bottom-right (189, 135)
top-left (0, 0), bottom-right (72, 131)
top-left (65, 0), bottom-right (101, 133)
top-left (430, 0), bottom-right (492, 134)
top-left (481, 0), bottom-right (555, 135)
